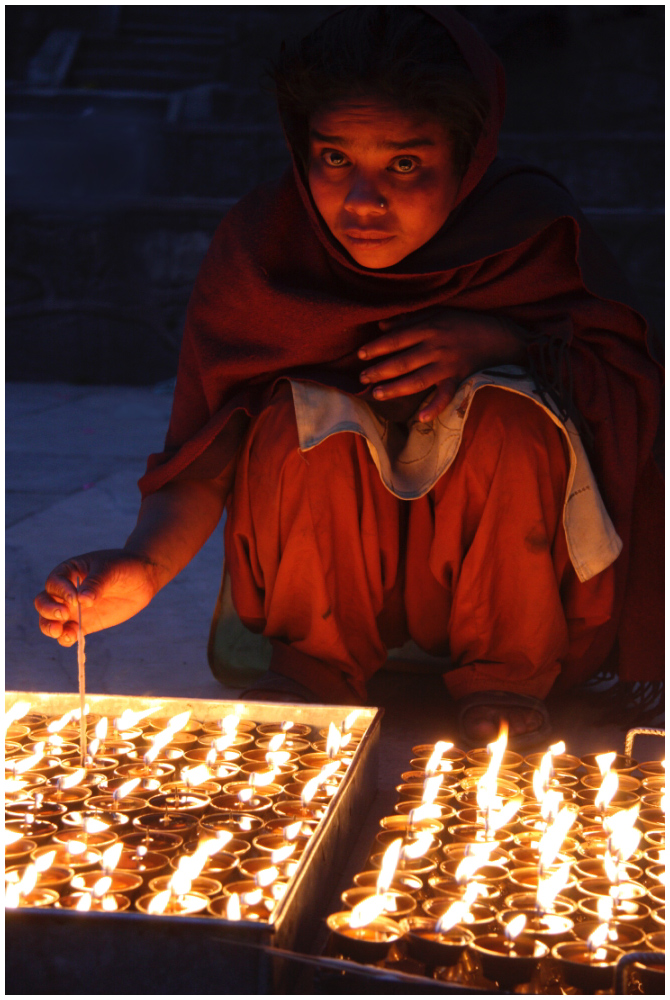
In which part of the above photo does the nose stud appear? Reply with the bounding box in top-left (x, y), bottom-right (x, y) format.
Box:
top-left (378, 197), bottom-right (387, 208)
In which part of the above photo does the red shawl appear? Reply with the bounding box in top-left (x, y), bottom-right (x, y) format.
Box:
top-left (139, 7), bottom-right (663, 684)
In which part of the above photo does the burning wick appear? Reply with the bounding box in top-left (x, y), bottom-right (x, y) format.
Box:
top-left (586, 922), bottom-right (610, 962)
top-left (504, 913), bottom-right (527, 950)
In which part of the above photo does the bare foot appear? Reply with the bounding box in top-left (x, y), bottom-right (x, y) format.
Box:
top-left (462, 704), bottom-right (544, 745)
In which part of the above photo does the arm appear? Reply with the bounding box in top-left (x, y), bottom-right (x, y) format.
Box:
top-left (34, 475), bottom-right (228, 646)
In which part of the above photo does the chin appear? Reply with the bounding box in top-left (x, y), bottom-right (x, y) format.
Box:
top-left (345, 244), bottom-right (407, 269)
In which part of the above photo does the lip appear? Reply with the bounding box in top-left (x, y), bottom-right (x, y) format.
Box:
top-left (343, 231), bottom-right (396, 247)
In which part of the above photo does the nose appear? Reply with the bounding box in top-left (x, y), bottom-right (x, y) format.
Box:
top-left (343, 172), bottom-right (387, 216)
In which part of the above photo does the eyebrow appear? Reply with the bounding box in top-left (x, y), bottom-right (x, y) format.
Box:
top-left (310, 129), bottom-right (436, 150)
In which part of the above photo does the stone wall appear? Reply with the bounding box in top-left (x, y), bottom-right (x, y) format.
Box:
top-left (6, 6), bottom-right (664, 383)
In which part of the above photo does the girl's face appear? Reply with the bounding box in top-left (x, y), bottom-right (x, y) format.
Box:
top-left (307, 99), bottom-right (461, 269)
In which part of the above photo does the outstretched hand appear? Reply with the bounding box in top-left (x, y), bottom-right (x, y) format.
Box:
top-left (34, 550), bottom-right (159, 646)
top-left (358, 306), bottom-right (526, 422)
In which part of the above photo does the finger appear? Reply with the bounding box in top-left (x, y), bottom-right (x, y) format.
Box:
top-left (417, 379), bottom-right (459, 422)
top-left (360, 345), bottom-right (437, 384)
top-left (58, 624), bottom-right (78, 647)
top-left (45, 561), bottom-right (95, 607)
top-left (39, 615), bottom-right (64, 639)
top-left (369, 365), bottom-right (441, 400)
top-left (358, 326), bottom-right (430, 361)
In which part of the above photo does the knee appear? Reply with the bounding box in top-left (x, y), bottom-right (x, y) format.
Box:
top-left (464, 387), bottom-right (569, 471)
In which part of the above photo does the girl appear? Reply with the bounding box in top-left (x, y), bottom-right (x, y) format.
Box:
top-left (35, 7), bottom-right (663, 748)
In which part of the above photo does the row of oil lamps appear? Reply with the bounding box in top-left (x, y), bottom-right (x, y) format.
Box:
top-left (4, 700), bottom-right (364, 921)
top-left (325, 731), bottom-right (665, 993)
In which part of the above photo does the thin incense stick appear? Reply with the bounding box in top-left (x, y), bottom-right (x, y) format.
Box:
top-left (76, 577), bottom-right (86, 767)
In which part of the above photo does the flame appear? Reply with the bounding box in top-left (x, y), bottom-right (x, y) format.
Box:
top-left (267, 734), bottom-right (285, 753)
top-left (435, 899), bottom-right (468, 933)
top-left (340, 732), bottom-right (353, 750)
top-left (144, 728), bottom-right (174, 765)
top-left (147, 890), bottom-right (171, 915)
top-left (538, 806), bottom-right (578, 871)
top-left (112, 778), bottom-right (140, 802)
top-left (255, 866), bottom-right (279, 888)
top-left (83, 818), bottom-right (109, 834)
top-left (227, 892), bottom-right (241, 920)
top-left (549, 741), bottom-right (566, 757)
top-left (597, 895), bottom-right (614, 923)
top-left (284, 821), bottom-right (302, 842)
top-left (462, 881), bottom-right (489, 907)
top-left (487, 722), bottom-right (508, 768)
top-left (536, 862), bottom-right (571, 913)
top-left (76, 892), bottom-right (92, 911)
top-left (212, 735), bottom-right (235, 754)
top-left (101, 895), bottom-right (118, 911)
top-left (238, 787), bottom-right (254, 803)
top-left (34, 850), bottom-right (56, 873)
top-left (4, 700), bottom-right (31, 733)
top-left (4, 829), bottom-right (23, 846)
top-left (661, 793), bottom-right (665, 814)
top-left (422, 774), bottom-right (444, 806)
top-left (349, 894), bottom-right (387, 928)
top-left (343, 710), bottom-right (360, 732)
top-left (93, 876), bottom-right (112, 899)
top-left (266, 750), bottom-right (291, 768)
top-left (66, 840), bottom-right (87, 856)
top-left (603, 852), bottom-right (620, 885)
top-left (587, 922), bottom-right (609, 952)
top-left (539, 750), bottom-right (554, 787)
top-left (87, 738), bottom-right (100, 758)
top-left (219, 714), bottom-right (239, 736)
top-left (242, 888), bottom-right (263, 906)
top-left (47, 711), bottom-right (73, 734)
top-left (376, 838), bottom-right (402, 895)
top-left (271, 844), bottom-right (295, 865)
top-left (454, 853), bottom-right (489, 885)
top-left (95, 718), bottom-right (109, 743)
top-left (540, 789), bottom-right (564, 822)
top-left (170, 867), bottom-right (193, 896)
top-left (101, 842), bottom-right (123, 874)
top-left (167, 711), bottom-right (191, 734)
top-left (181, 765), bottom-right (211, 789)
top-left (505, 913), bottom-right (527, 941)
top-left (425, 741), bottom-right (454, 776)
top-left (4, 885), bottom-right (20, 908)
top-left (326, 723), bottom-right (341, 758)
top-left (401, 831), bottom-right (434, 860)
top-left (532, 769), bottom-right (546, 804)
top-left (280, 721), bottom-right (294, 732)
top-left (201, 834), bottom-right (232, 855)
top-left (407, 803), bottom-right (442, 827)
top-left (19, 865), bottom-right (38, 898)
top-left (57, 769), bottom-right (86, 790)
top-left (113, 706), bottom-right (159, 731)
top-left (301, 776), bottom-right (320, 805)
top-left (206, 749), bottom-right (217, 768)
top-left (10, 744), bottom-right (45, 775)
top-left (249, 769), bottom-right (276, 789)
top-left (596, 752), bottom-right (617, 776)
top-left (595, 771), bottom-right (619, 811)
top-left (47, 733), bottom-right (64, 748)
top-left (602, 804), bottom-right (640, 847)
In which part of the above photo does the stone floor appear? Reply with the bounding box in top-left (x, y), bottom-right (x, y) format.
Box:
top-left (5, 381), bottom-right (664, 915)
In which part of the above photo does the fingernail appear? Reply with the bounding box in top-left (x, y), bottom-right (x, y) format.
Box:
top-left (358, 349), bottom-right (367, 359)
top-left (80, 590), bottom-right (95, 602)
top-left (373, 389), bottom-right (384, 399)
top-left (359, 373), bottom-right (370, 383)
top-left (54, 609), bottom-right (64, 620)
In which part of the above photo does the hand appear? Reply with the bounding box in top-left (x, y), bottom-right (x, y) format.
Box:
top-left (34, 550), bottom-right (159, 646)
top-left (358, 306), bottom-right (526, 422)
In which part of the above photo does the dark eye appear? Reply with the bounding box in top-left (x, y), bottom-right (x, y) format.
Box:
top-left (323, 150), bottom-right (348, 167)
top-left (393, 157), bottom-right (417, 173)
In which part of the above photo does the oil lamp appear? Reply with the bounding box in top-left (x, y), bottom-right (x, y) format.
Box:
top-left (400, 899), bottom-right (474, 970)
top-left (472, 912), bottom-right (549, 989)
top-left (326, 896), bottom-right (403, 963)
top-left (552, 921), bottom-right (624, 991)
top-left (4, 863), bottom-right (58, 908)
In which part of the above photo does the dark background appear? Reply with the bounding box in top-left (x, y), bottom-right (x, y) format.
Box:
top-left (6, 5), bottom-right (664, 384)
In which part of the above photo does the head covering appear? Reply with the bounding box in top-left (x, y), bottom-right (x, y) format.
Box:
top-left (139, 6), bottom-right (662, 685)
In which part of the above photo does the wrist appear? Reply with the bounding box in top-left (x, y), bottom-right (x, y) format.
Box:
top-left (121, 544), bottom-right (169, 598)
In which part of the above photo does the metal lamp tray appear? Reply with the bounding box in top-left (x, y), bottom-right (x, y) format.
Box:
top-left (5, 690), bottom-right (382, 993)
